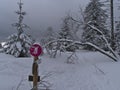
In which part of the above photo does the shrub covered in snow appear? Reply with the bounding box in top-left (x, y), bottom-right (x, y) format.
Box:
top-left (3, 33), bottom-right (34, 57)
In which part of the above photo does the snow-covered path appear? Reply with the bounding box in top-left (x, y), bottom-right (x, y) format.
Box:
top-left (0, 52), bottom-right (120, 90)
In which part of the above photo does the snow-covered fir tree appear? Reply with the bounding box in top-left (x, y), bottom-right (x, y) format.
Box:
top-left (58, 15), bottom-right (79, 51)
top-left (59, 16), bottom-right (71, 51)
top-left (59, 16), bottom-right (71, 40)
top-left (59, 14), bottom-right (80, 40)
top-left (82, 0), bottom-right (109, 50)
top-left (3, 0), bottom-right (34, 57)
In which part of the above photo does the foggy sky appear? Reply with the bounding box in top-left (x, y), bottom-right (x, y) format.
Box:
top-left (0, 0), bottom-right (89, 42)
top-left (0, 0), bottom-right (119, 42)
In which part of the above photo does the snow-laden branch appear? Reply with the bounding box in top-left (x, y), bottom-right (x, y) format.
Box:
top-left (44, 39), bottom-right (118, 62)
top-left (66, 14), bottom-right (118, 61)
top-left (84, 42), bottom-right (118, 61)
top-left (70, 17), bottom-right (83, 25)
top-left (87, 22), bottom-right (118, 59)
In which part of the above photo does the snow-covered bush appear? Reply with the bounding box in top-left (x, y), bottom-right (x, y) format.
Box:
top-left (3, 33), bottom-right (34, 57)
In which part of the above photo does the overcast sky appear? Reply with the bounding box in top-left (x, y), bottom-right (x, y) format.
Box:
top-left (0, 0), bottom-right (90, 42)
top-left (0, 0), bottom-right (119, 42)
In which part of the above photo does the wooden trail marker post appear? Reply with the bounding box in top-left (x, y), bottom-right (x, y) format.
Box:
top-left (29, 44), bottom-right (42, 90)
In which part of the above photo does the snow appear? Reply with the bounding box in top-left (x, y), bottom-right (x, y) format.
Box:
top-left (0, 51), bottom-right (120, 90)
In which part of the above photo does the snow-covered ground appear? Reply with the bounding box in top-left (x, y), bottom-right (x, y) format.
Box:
top-left (0, 51), bottom-right (120, 90)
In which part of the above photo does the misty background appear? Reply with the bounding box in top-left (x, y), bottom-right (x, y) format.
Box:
top-left (0, 0), bottom-right (89, 42)
top-left (0, 0), bottom-right (120, 42)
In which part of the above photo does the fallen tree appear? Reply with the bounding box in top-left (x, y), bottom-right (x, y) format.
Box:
top-left (44, 38), bottom-right (118, 62)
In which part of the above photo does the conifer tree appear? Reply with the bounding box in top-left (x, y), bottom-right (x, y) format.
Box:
top-left (3, 0), bottom-right (34, 57)
top-left (82, 0), bottom-right (109, 50)
top-left (58, 15), bottom-right (78, 51)
top-left (59, 16), bottom-right (71, 40)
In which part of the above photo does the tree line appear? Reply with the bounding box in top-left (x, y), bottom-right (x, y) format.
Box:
top-left (2, 0), bottom-right (120, 61)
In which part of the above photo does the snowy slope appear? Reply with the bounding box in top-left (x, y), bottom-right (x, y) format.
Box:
top-left (0, 51), bottom-right (120, 90)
